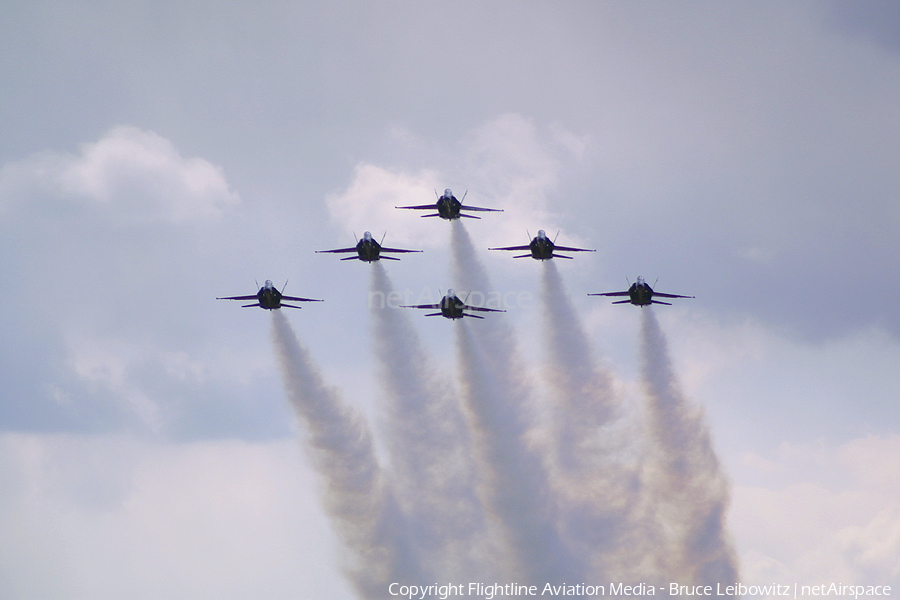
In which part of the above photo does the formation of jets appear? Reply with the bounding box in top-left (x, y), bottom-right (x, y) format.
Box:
top-left (217, 280), bottom-right (323, 310)
top-left (218, 188), bottom-right (694, 315)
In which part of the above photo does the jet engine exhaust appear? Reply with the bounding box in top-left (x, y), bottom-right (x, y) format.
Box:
top-left (270, 310), bottom-right (418, 598)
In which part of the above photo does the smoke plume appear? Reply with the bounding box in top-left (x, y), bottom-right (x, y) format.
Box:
top-left (270, 310), bottom-right (418, 598)
top-left (368, 262), bottom-right (486, 580)
top-left (639, 307), bottom-right (740, 588)
top-left (450, 221), bottom-right (583, 584)
top-left (539, 260), bottom-right (644, 581)
top-left (268, 222), bottom-right (740, 597)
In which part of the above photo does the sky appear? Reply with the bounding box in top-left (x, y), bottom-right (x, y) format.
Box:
top-left (1, 1), bottom-right (899, 598)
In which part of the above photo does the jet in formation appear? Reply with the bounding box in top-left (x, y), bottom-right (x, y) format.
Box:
top-left (401, 289), bottom-right (506, 319)
top-left (588, 276), bottom-right (694, 306)
top-left (217, 280), bottom-right (323, 310)
top-left (489, 229), bottom-right (596, 260)
top-left (316, 231), bottom-right (422, 262)
top-left (396, 189), bottom-right (503, 220)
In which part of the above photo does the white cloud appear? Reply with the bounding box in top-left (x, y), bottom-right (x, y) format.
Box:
top-left (731, 435), bottom-right (900, 589)
top-left (325, 115), bottom-right (592, 255)
top-left (0, 125), bottom-right (239, 224)
top-left (0, 433), bottom-right (354, 600)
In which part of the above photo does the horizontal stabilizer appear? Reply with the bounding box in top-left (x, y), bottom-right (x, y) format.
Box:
top-left (462, 313), bottom-right (485, 319)
top-left (651, 300), bottom-right (673, 305)
top-left (424, 312), bottom-right (443, 317)
top-left (611, 300), bottom-right (631, 304)
top-left (458, 213), bottom-right (481, 219)
top-left (241, 303), bottom-right (261, 308)
top-left (551, 253), bottom-right (574, 259)
top-left (513, 254), bottom-right (532, 259)
top-left (340, 256), bottom-right (359, 260)
top-left (380, 255), bottom-right (401, 260)
top-left (280, 303), bottom-right (303, 309)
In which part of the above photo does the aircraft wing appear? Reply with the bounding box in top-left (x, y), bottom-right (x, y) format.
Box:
top-left (395, 204), bottom-right (438, 210)
top-left (463, 305), bottom-right (506, 313)
top-left (653, 292), bottom-right (694, 299)
top-left (316, 247), bottom-right (357, 254)
top-left (488, 244), bottom-right (531, 251)
top-left (380, 247), bottom-right (423, 253)
top-left (281, 295), bottom-right (323, 302)
top-left (459, 205), bottom-right (503, 212)
top-left (554, 245), bottom-right (596, 253)
top-left (587, 291), bottom-right (630, 297)
top-left (217, 295), bottom-right (259, 301)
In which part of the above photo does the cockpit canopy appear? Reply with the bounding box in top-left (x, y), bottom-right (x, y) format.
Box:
top-left (636, 276), bottom-right (645, 285)
top-left (537, 229), bottom-right (547, 239)
top-left (363, 231), bottom-right (373, 241)
top-left (264, 279), bottom-right (275, 289)
top-left (443, 188), bottom-right (453, 198)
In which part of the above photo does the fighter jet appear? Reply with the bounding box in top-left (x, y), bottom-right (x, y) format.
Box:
top-left (316, 231), bottom-right (422, 262)
top-left (396, 189), bottom-right (502, 220)
top-left (217, 280), bottom-right (323, 310)
top-left (588, 276), bottom-right (694, 306)
top-left (489, 229), bottom-right (596, 260)
top-left (400, 289), bottom-right (506, 319)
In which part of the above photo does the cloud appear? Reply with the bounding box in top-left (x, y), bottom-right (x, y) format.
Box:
top-left (732, 435), bottom-right (900, 588)
top-left (0, 125), bottom-right (239, 224)
top-left (0, 433), bottom-right (355, 600)
top-left (325, 114), bottom-right (592, 253)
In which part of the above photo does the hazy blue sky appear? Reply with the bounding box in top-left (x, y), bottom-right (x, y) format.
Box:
top-left (1, 2), bottom-right (898, 598)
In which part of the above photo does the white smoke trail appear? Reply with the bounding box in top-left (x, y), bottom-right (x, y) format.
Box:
top-left (539, 261), bottom-right (644, 580)
top-left (639, 307), bottom-right (740, 589)
top-left (270, 310), bottom-right (418, 598)
top-left (368, 262), bottom-right (488, 580)
top-left (450, 221), bottom-right (583, 584)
